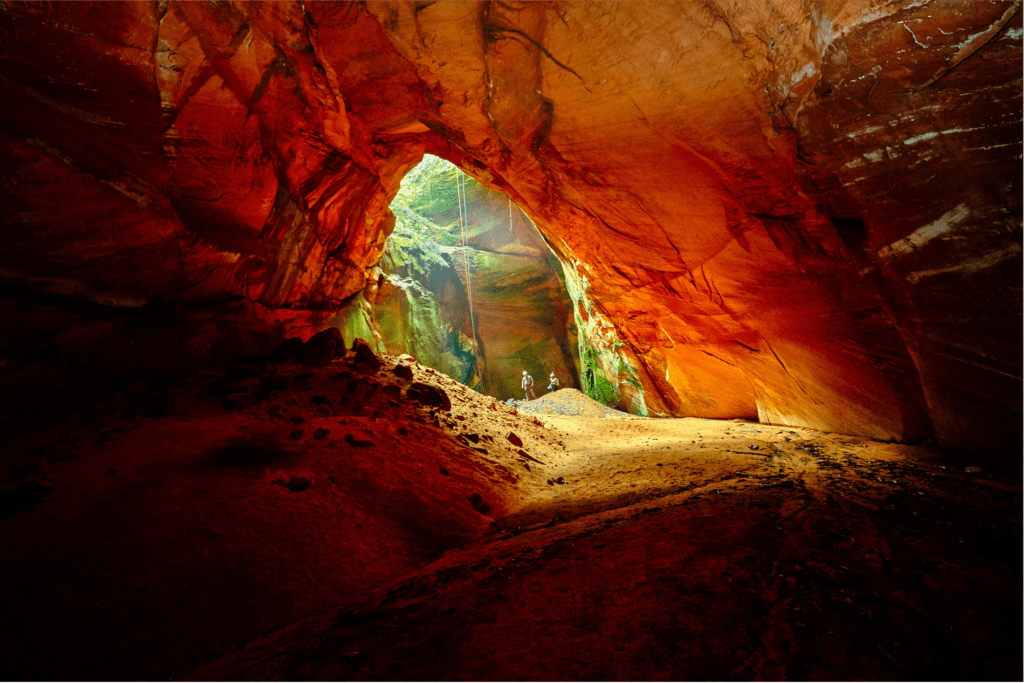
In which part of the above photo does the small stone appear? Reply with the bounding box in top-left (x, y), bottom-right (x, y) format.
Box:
top-left (288, 429), bottom-right (304, 441)
top-left (273, 474), bottom-right (313, 492)
top-left (406, 383), bottom-right (451, 411)
top-left (506, 431), bottom-right (523, 448)
top-left (344, 434), bottom-right (374, 448)
top-left (392, 364), bottom-right (414, 381)
top-left (316, 405), bottom-right (332, 417)
top-left (314, 427), bottom-right (330, 440)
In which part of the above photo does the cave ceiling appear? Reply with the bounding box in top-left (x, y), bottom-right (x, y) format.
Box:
top-left (0, 0), bottom-right (1020, 455)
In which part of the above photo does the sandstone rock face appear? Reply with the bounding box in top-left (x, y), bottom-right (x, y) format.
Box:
top-left (0, 1), bottom-right (1020, 455)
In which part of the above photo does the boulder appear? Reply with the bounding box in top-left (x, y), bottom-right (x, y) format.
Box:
top-left (405, 383), bottom-right (452, 412)
top-left (301, 328), bottom-right (345, 366)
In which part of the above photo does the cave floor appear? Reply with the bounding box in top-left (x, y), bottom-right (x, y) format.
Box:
top-left (183, 389), bottom-right (1021, 680)
top-left (1, 356), bottom-right (1020, 681)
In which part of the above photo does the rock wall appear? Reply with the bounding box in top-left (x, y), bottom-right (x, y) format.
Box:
top-left (0, 1), bottom-right (1020, 455)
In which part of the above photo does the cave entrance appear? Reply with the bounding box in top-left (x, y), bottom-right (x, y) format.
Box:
top-left (374, 154), bottom-right (580, 401)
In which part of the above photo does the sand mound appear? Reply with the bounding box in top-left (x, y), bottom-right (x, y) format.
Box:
top-left (514, 388), bottom-right (636, 418)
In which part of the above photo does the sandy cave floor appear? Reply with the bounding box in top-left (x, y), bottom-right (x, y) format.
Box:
top-left (1, 351), bottom-right (1021, 681)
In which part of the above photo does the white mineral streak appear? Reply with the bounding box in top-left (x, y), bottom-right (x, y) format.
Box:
top-left (813, 0), bottom-right (930, 57)
top-left (905, 243), bottom-right (1022, 284)
top-left (876, 203), bottom-right (972, 261)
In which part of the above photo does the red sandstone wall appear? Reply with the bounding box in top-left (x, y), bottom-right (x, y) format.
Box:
top-left (0, 1), bottom-right (1019, 455)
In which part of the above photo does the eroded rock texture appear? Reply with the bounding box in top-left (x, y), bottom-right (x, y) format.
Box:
top-left (0, 1), bottom-right (1020, 455)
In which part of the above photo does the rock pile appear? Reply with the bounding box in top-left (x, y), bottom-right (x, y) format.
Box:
top-left (514, 389), bottom-right (635, 419)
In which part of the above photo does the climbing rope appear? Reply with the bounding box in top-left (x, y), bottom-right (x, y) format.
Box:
top-left (456, 170), bottom-right (482, 387)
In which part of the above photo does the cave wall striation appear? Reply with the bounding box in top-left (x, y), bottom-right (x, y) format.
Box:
top-left (0, 1), bottom-right (1020, 455)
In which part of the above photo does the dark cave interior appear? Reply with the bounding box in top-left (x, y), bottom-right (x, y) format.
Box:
top-left (0, 1), bottom-right (1021, 680)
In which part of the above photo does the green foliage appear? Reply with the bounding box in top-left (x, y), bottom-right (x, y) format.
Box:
top-left (390, 154), bottom-right (465, 240)
top-left (578, 339), bottom-right (618, 406)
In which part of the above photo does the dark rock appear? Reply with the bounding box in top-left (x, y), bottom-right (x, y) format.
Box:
top-left (143, 371), bottom-right (170, 392)
top-left (463, 433), bottom-right (480, 443)
top-left (381, 385), bottom-right (402, 400)
top-left (262, 375), bottom-right (290, 391)
top-left (302, 328), bottom-right (344, 366)
top-left (315, 405), bottom-right (332, 417)
top-left (438, 465), bottom-right (449, 475)
top-left (392, 364), bottom-right (413, 381)
top-left (313, 428), bottom-right (330, 440)
top-left (273, 474), bottom-right (313, 492)
top-left (344, 434), bottom-right (374, 448)
top-left (288, 429), bottom-right (304, 441)
top-left (143, 394), bottom-right (170, 417)
top-left (517, 450), bottom-right (546, 465)
top-left (268, 337), bottom-right (306, 364)
top-left (406, 383), bottom-right (451, 411)
top-left (1, 464), bottom-right (45, 486)
top-left (301, 339), bottom-right (336, 366)
top-left (506, 432), bottom-right (523, 448)
top-left (290, 415), bottom-right (305, 425)
top-left (0, 481), bottom-right (54, 518)
top-left (468, 493), bottom-right (491, 515)
top-left (292, 372), bottom-right (314, 387)
top-left (351, 339), bottom-right (382, 374)
top-left (311, 395), bottom-right (331, 405)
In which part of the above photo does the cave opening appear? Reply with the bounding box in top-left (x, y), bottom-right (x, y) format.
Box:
top-left (379, 154), bottom-right (581, 402)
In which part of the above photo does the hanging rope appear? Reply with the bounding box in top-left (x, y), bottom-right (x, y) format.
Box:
top-left (456, 170), bottom-right (481, 388)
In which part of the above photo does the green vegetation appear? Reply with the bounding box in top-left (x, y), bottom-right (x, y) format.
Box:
top-left (377, 153), bottom-right (578, 400)
top-left (389, 154), bottom-right (463, 245)
top-left (377, 155), bottom-right (482, 389)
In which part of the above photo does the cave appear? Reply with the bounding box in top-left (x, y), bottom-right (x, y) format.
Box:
top-left (1, 1), bottom-right (1021, 681)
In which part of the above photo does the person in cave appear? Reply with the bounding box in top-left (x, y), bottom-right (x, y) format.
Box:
top-left (521, 371), bottom-right (537, 400)
top-left (547, 371), bottom-right (560, 393)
